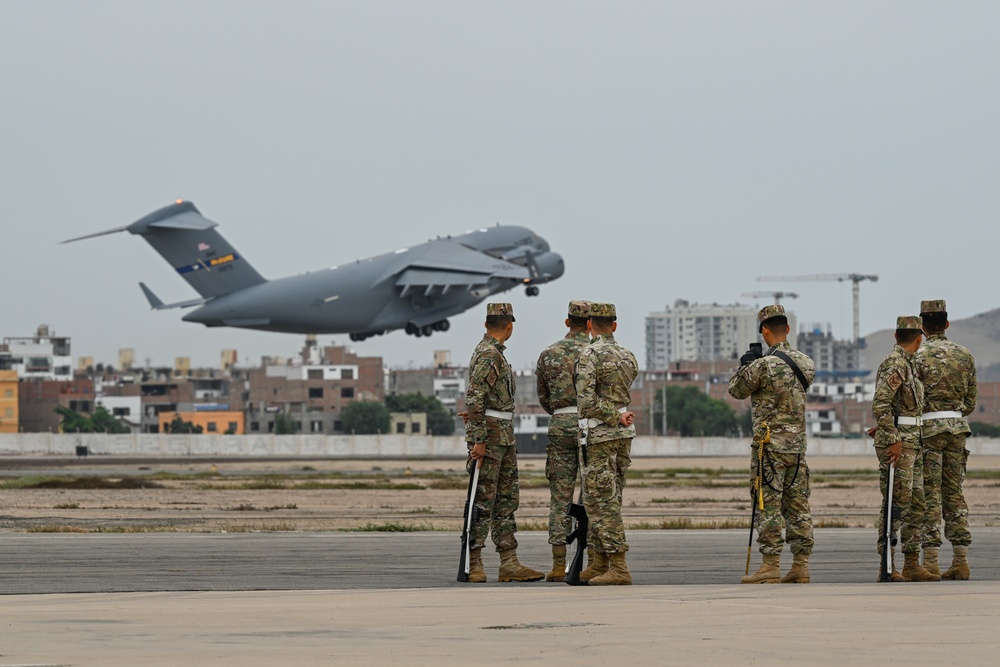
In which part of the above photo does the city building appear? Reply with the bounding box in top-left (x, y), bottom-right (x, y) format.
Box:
top-left (796, 323), bottom-right (863, 378)
top-left (159, 410), bottom-right (245, 434)
top-left (2, 325), bottom-right (73, 380)
top-left (17, 378), bottom-right (95, 433)
top-left (245, 344), bottom-right (383, 434)
top-left (0, 369), bottom-right (18, 433)
top-left (390, 411), bottom-right (427, 435)
top-left (645, 300), bottom-right (788, 369)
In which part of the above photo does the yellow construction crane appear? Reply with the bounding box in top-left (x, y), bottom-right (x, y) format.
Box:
top-left (741, 291), bottom-right (799, 305)
top-left (756, 274), bottom-right (878, 344)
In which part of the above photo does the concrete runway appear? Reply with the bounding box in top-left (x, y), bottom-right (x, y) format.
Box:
top-left (1, 529), bottom-right (996, 665)
top-left (1, 528), bottom-right (997, 593)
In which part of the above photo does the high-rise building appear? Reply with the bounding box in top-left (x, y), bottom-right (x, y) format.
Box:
top-left (645, 300), bottom-right (788, 370)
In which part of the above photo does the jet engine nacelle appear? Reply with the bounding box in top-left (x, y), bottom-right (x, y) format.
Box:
top-left (528, 251), bottom-right (565, 283)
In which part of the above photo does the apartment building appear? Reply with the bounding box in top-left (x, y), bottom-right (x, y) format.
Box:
top-left (645, 300), bottom-right (780, 369)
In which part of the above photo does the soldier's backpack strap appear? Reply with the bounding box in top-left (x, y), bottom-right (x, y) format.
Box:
top-left (770, 350), bottom-right (810, 392)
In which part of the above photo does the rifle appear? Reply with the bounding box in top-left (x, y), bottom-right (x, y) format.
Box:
top-left (746, 422), bottom-right (770, 576)
top-left (565, 418), bottom-right (590, 585)
top-left (878, 461), bottom-right (896, 583)
top-left (456, 459), bottom-right (482, 582)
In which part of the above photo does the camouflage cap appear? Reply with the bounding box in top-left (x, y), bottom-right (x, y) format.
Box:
top-left (486, 302), bottom-right (515, 321)
top-left (896, 315), bottom-right (923, 331)
top-left (567, 300), bottom-right (591, 318)
top-left (757, 304), bottom-right (785, 332)
top-left (589, 302), bottom-right (616, 318)
top-left (920, 299), bottom-right (947, 314)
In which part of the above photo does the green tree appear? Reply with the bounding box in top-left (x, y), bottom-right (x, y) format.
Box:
top-left (651, 385), bottom-right (738, 437)
top-left (385, 393), bottom-right (455, 435)
top-left (55, 406), bottom-right (130, 433)
top-left (970, 421), bottom-right (1000, 438)
top-left (164, 414), bottom-right (203, 434)
top-left (273, 411), bottom-right (299, 435)
top-left (340, 401), bottom-right (391, 434)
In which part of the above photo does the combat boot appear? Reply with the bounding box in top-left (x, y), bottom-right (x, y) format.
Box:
top-left (889, 549), bottom-right (904, 582)
top-left (578, 550), bottom-right (608, 583)
top-left (922, 547), bottom-right (941, 577)
top-left (902, 551), bottom-right (941, 582)
top-left (781, 553), bottom-right (810, 583)
top-left (498, 548), bottom-right (544, 582)
top-left (741, 554), bottom-right (780, 584)
top-left (545, 544), bottom-right (567, 582)
top-left (466, 548), bottom-right (486, 583)
top-left (941, 546), bottom-right (970, 580)
top-left (589, 551), bottom-right (632, 585)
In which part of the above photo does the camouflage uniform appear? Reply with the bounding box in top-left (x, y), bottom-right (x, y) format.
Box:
top-left (916, 300), bottom-right (978, 551)
top-left (576, 303), bottom-right (638, 555)
top-left (535, 300), bottom-right (591, 546)
top-left (728, 305), bottom-right (816, 559)
top-left (871, 319), bottom-right (925, 556)
top-left (465, 304), bottom-right (519, 553)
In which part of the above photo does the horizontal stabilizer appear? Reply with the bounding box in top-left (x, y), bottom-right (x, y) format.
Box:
top-left (139, 282), bottom-right (208, 310)
top-left (61, 226), bottom-right (129, 244)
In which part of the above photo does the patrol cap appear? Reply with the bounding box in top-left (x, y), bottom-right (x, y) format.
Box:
top-left (589, 302), bottom-right (616, 319)
top-left (486, 302), bottom-right (515, 321)
top-left (896, 316), bottom-right (922, 331)
top-left (757, 304), bottom-right (786, 332)
top-left (920, 299), bottom-right (947, 315)
top-left (568, 300), bottom-right (591, 318)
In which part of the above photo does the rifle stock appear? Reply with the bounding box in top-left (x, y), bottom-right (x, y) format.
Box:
top-left (565, 420), bottom-right (590, 586)
top-left (456, 461), bottom-right (481, 582)
top-left (564, 503), bottom-right (589, 585)
top-left (877, 462), bottom-right (896, 583)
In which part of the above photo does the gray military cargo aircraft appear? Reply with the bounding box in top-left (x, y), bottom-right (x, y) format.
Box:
top-left (63, 201), bottom-right (565, 340)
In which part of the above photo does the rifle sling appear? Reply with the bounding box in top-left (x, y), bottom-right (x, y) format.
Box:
top-left (770, 349), bottom-right (810, 392)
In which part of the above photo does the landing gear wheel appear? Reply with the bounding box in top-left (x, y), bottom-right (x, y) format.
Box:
top-left (526, 286), bottom-right (540, 296)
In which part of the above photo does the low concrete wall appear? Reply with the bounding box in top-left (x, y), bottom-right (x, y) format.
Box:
top-left (3, 433), bottom-right (1000, 458)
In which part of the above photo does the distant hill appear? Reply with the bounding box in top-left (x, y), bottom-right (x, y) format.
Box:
top-left (860, 307), bottom-right (1000, 380)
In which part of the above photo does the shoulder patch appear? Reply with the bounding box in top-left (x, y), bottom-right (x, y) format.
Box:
top-left (887, 371), bottom-right (903, 391)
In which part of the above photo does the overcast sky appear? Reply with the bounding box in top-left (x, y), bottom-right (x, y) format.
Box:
top-left (2, 2), bottom-right (997, 371)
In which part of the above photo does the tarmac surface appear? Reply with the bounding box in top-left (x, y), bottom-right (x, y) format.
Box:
top-left (1, 528), bottom-right (998, 665)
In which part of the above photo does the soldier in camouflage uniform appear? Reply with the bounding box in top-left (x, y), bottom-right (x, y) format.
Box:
top-left (916, 299), bottom-right (978, 580)
top-left (575, 303), bottom-right (639, 585)
top-left (535, 300), bottom-right (592, 582)
top-left (869, 316), bottom-right (938, 582)
top-left (728, 305), bottom-right (816, 584)
top-left (461, 303), bottom-right (544, 584)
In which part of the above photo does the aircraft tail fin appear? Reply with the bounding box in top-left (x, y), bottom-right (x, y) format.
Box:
top-left (66, 201), bottom-right (267, 298)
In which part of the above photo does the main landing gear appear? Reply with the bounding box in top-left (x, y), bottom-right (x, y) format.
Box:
top-left (405, 319), bottom-right (450, 337)
top-left (525, 285), bottom-right (540, 296)
top-left (349, 330), bottom-right (385, 342)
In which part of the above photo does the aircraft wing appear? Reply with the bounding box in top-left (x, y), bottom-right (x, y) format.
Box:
top-left (375, 240), bottom-right (530, 292)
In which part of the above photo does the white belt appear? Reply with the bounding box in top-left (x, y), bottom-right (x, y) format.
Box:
top-left (484, 409), bottom-right (513, 421)
top-left (895, 416), bottom-right (922, 426)
top-left (553, 406), bottom-right (577, 415)
top-left (581, 407), bottom-right (628, 429)
top-left (922, 411), bottom-right (962, 420)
